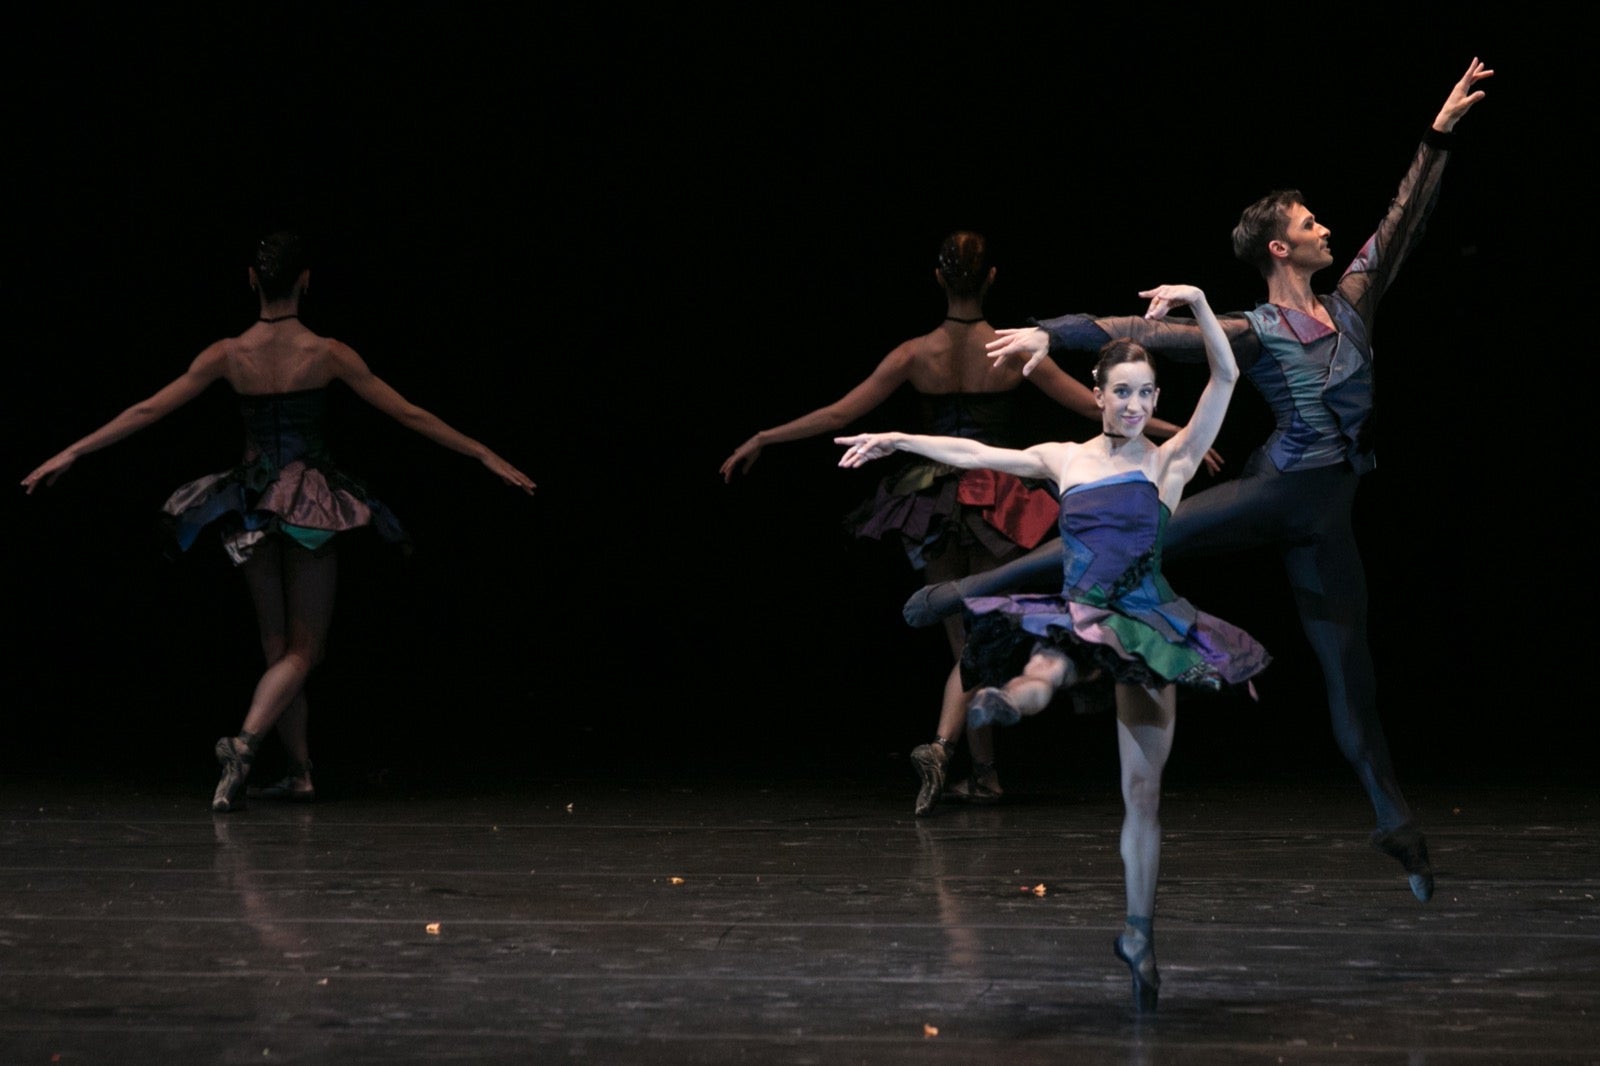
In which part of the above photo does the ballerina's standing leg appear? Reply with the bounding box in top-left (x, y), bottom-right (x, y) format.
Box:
top-left (1111, 680), bottom-right (1176, 1013)
top-left (213, 538), bottom-right (337, 812)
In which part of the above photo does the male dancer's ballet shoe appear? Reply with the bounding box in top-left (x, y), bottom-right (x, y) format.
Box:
top-left (909, 743), bottom-right (950, 817)
top-left (1370, 823), bottom-right (1435, 902)
top-left (902, 581), bottom-right (964, 629)
top-left (248, 760), bottom-right (316, 803)
top-left (211, 736), bottom-right (255, 814)
top-left (943, 761), bottom-right (1003, 805)
top-left (1113, 923), bottom-right (1161, 1014)
top-left (966, 688), bottom-right (1022, 730)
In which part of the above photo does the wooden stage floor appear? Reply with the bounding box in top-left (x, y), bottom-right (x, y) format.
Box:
top-left (3, 759), bottom-right (1597, 1064)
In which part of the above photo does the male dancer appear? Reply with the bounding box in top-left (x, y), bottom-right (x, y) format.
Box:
top-left (902, 57), bottom-right (1492, 902)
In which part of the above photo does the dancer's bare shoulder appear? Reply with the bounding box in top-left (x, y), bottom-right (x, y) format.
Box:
top-left (904, 322), bottom-right (1021, 393)
top-left (221, 326), bottom-right (348, 394)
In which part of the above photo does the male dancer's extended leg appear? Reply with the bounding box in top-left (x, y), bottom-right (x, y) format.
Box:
top-left (1282, 500), bottom-right (1434, 902)
top-left (902, 452), bottom-right (1286, 628)
top-left (1279, 499), bottom-right (1409, 829)
top-left (903, 538), bottom-right (1062, 627)
top-left (1169, 460), bottom-right (1433, 900)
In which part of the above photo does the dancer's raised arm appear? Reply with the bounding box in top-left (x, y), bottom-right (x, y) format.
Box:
top-left (1142, 285), bottom-right (1237, 495)
top-left (1433, 57), bottom-right (1492, 133)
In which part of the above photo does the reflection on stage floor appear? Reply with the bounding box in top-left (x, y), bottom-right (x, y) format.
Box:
top-left (3, 760), bottom-right (1596, 1064)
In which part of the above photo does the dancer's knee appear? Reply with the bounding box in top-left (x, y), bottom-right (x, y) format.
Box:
top-left (259, 634), bottom-right (289, 665)
top-left (1121, 769), bottom-right (1162, 818)
top-left (281, 633), bottom-right (328, 671)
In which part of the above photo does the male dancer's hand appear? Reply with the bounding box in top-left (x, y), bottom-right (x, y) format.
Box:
top-left (985, 327), bottom-right (1052, 376)
top-left (1433, 56), bottom-right (1493, 132)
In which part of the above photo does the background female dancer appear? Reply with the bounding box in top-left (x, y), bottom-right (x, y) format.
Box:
top-left (21, 231), bottom-right (535, 812)
top-left (837, 283), bottom-right (1267, 1013)
top-left (722, 231), bottom-right (1207, 814)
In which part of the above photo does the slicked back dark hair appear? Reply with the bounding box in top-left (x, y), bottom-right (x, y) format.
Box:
top-left (936, 231), bottom-right (992, 299)
top-left (254, 231), bottom-right (310, 300)
top-left (1231, 190), bottom-right (1302, 278)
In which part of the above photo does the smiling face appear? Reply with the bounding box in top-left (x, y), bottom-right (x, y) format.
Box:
top-left (1095, 361), bottom-right (1159, 439)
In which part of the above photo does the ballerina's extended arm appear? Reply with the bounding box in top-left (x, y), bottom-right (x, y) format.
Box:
top-left (22, 344), bottom-right (228, 494)
top-left (330, 341), bottom-right (535, 494)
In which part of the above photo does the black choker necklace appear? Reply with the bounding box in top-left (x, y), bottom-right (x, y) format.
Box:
top-left (944, 315), bottom-right (984, 324)
top-left (259, 313), bottom-right (298, 324)
top-left (1103, 431), bottom-right (1127, 440)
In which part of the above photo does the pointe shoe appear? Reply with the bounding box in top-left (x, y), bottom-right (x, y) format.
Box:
top-left (909, 743), bottom-right (950, 817)
top-left (211, 737), bottom-right (254, 813)
top-left (1370, 823), bottom-right (1435, 902)
top-left (1114, 929), bottom-right (1161, 1014)
top-left (902, 580), bottom-right (964, 629)
top-left (249, 760), bottom-right (316, 803)
top-left (966, 687), bottom-right (1022, 730)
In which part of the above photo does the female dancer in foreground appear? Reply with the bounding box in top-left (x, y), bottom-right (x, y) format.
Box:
top-left (838, 284), bottom-right (1267, 1012)
top-left (723, 232), bottom-right (1207, 814)
top-left (22, 232), bottom-right (535, 812)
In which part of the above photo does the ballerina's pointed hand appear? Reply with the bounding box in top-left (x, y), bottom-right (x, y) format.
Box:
top-left (836, 434), bottom-right (892, 468)
top-left (1140, 284), bottom-right (1201, 320)
top-left (21, 454), bottom-right (73, 494)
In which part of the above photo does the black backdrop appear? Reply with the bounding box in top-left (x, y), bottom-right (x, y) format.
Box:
top-left (3, 9), bottom-right (1576, 787)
